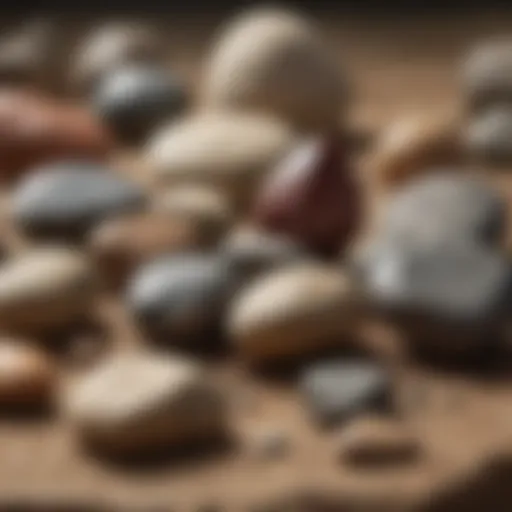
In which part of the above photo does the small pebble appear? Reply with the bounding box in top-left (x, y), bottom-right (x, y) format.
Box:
top-left (64, 351), bottom-right (226, 455)
top-left (204, 7), bottom-right (346, 132)
top-left (127, 253), bottom-right (235, 345)
top-left (300, 360), bottom-right (391, 427)
top-left (146, 112), bottom-right (293, 209)
top-left (0, 340), bottom-right (55, 407)
top-left (253, 137), bottom-right (360, 256)
top-left (337, 417), bottom-right (419, 468)
top-left (12, 161), bottom-right (146, 239)
top-left (92, 64), bottom-right (187, 144)
top-left (227, 263), bottom-right (358, 364)
top-left (249, 427), bottom-right (290, 460)
top-left (0, 246), bottom-right (95, 335)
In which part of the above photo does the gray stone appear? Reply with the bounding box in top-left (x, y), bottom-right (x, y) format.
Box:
top-left (12, 162), bottom-right (145, 238)
top-left (126, 253), bottom-right (234, 344)
top-left (92, 64), bottom-right (187, 143)
top-left (300, 360), bottom-right (391, 427)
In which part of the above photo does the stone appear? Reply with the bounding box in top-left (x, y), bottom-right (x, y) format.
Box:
top-left (64, 351), bottom-right (226, 455)
top-left (464, 107), bottom-right (512, 164)
top-left (156, 185), bottom-right (234, 246)
top-left (0, 89), bottom-right (113, 179)
top-left (146, 112), bottom-right (294, 209)
top-left (248, 426), bottom-right (291, 460)
top-left (220, 225), bottom-right (306, 279)
top-left (126, 253), bottom-right (234, 344)
top-left (203, 7), bottom-right (346, 132)
top-left (89, 212), bottom-right (200, 287)
top-left (463, 39), bottom-right (512, 111)
top-left (300, 360), bottom-right (391, 427)
top-left (361, 241), bottom-right (512, 355)
top-left (71, 21), bottom-right (166, 94)
top-left (227, 263), bottom-right (358, 364)
top-left (370, 113), bottom-right (462, 188)
top-left (381, 173), bottom-right (506, 248)
top-left (0, 247), bottom-right (95, 334)
top-left (0, 340), bottom-right (55, 407)
top-left (12, 161), bottom-right (146, 239)
top-left (252, 137), bottom-right (361, 256)
top-left (91, 64), bottom-right (187, 144)
top-left (337, 417), bottom-right (419, 467)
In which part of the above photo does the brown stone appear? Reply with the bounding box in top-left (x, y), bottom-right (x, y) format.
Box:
top-left (0, 341), bottom-right (55, 407)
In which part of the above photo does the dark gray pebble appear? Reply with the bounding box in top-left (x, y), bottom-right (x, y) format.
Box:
top-left (92, 64), bottom-right (187, 144)
top-left (11, 161), bottom-right (145, 239)
top-left (300, 359), bottom-right (391, 427)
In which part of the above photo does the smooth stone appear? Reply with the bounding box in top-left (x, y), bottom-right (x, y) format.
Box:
top-left (0, 89), bottom-right (113, 179)
top-left (92, 64), bottom-right (187, 144)
top-left (0, 340), bottom-right (55, 407)
top-left (127, 253), bottom-right (234, 344)
top-left (252, 137), bottom-right (361, 256)
top-left (337, 417), bottom-right (419, 467)
top-left (71, 22), bottom-right (166, 94)
top-left (89, 212), bottom-right (200, 287)
top-left (146, 112), bottom-right (294, 209)
top-left (382, 173), bottom-right (506, 248)
top-left (370, 113), bottom-right (462, 188)
top-left (220, 225), bottom-right (306, 279)
top-left (64, 351), bottom-right (226, 454)
top-left (248, 426), bottom-right (291, 460)
top-left (203, 7), bottom-right (346, 132)
top-left (361, 242), bottom-right (512, 354)
top-left (0, 247), bottom-right (95, 334)
top-left (300, 360), bottom-right (391, 427)
top-left (227, 263), bottom-right (358, 364)
top-left (12, 161), bottom-right (146, 239)
top-left (463, 39), bottom-right (512, 111)
top-left (156, 185), bottom-right (234, 246)
top-left (464, 107), bottom-right (512, 164)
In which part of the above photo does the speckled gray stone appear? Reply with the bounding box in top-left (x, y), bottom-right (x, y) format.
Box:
top-left (12, 161), bottom-right (145, 238)
top-left (92, 64), bottom-right (187, 143)
top-left (300, 360), bottom-right (391, 427)
top-left (126, 253), bottom-right (234, 344)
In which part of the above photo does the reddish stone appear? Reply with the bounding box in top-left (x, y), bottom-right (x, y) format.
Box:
top-left (253, 137), bottom-right (361, 256)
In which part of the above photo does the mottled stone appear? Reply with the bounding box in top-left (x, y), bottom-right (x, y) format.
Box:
top-left (0, 247), bottom-right (95, 334)
top-left (127, 253), bottom-right (234, 344)
top-left (300, 360), bottom-right (391, 427)
top-left (12, 161), bottom-right (146, 239)
top-left (92, 64), bottom-right (187, 144)
top-left (204, 7), bottom-right (346, 132)
top-left (146, 112), bottom-right (293, 209)
top-left (64, 351), bottom-right (226, 455)
top-left (227, 263), bottom-right (358, 364)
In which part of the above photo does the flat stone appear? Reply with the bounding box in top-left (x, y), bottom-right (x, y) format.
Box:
top-left (126, 253), bottom-right (234, 344)
top-left (146, 112), bottom-right (293, 209)
top-left (381, 173), bottom-right (506, 248)
top-left (0, 247), bottom-right (95, 334)
top-left (248, 427), bottom-right (291, 460)
top-left (300, 360), bottom-right (391, 427)
top-left (227, 263), bottom-right (358, 364)
top-left (12, 161), bottom-right (146, 239)
top-left (203, 7), bottom-right (346, 132)
top-left (92, 64), bottom-right (187, 144)
top-left (156, 185), bottom-right (234, 246)
top-left (337, 417), bottom-right (419, 468)
top-left (0, 340), bottom-right (55, 407)
top-left (64, 351), bottom-right (226, 455)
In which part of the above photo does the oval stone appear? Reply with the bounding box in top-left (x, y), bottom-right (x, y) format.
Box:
top-left (146, 112), bottom-right (294, 209)
top-left (203, 7), bottom-right (346, 132)
top-left (126, 253), bottom-right (234, 344)
top-left (92, 64), bottom-right (187, 144)
top-left (0, 340), bottom-right (56, 407)
top-left (12, 161), bottom-right (146, 239)
top-left (227, 263), bottom-right (358, 364)
top-left (64, 351), bottom-right (226, 455)
top-left (0, 247), bottom-right (95, 334)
